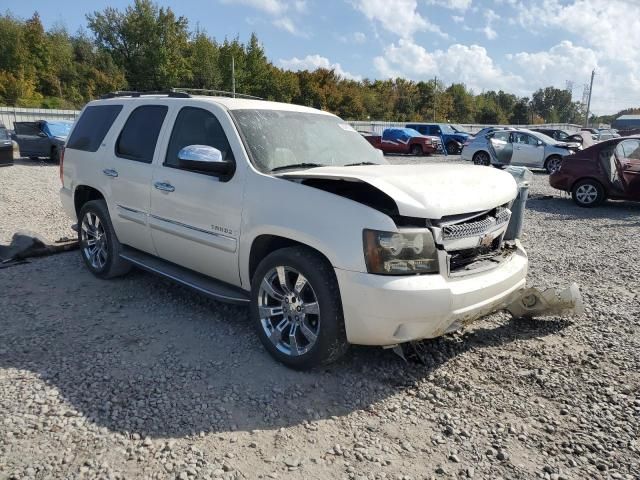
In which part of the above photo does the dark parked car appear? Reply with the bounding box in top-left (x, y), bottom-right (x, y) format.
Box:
top-left (363, 128), bottom-right (438, 155)
top-left (0, 125), bottom-right (13, 166)
top-left (13, 120), bottom-right (72, 162)
top-left (530, 128), bottom-right (584, 144)
top-left (549, 136), bottom-right (640, 207)
top-left (405, 123), bottom-right (470, 154)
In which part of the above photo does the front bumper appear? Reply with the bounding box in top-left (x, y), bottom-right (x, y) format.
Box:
top-left (335, 243), bottom-right (528, 345)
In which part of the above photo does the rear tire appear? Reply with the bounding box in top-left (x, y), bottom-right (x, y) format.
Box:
top-left (50, 147), bottom-right (60, 163)
top-left (572, 179), bottom-right (605, 207)
top-left (472, 151), bottom-right (491, 166)
top-left (410, 144), bottom-right (423, 156)
top-left (78, 200), bottom-right (131, 279)
top-left (251, 246), bottom-right (349, 369)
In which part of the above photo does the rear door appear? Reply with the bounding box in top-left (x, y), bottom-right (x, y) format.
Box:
top-left (149, 103), bottom-right (245, 286)
top-left (102, 103), bottom-right (169, 254)
top-left (614, 139), bottom-right (640, 198)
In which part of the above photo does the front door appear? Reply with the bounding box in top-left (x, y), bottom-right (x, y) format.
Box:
top-left (15, 122), bottom-right (47, 156)
top-left (614, 139), bottom-right (640, 199)
top-left (101, 104), bottom-right (168, 255)
top-left (511, 132), bottom-right (544, 167)
top-left (488, 131), bottom-right (513, 164)
top-left (149, 105), bottom-right (244, 287)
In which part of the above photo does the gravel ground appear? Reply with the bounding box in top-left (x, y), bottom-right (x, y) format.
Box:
top-left (1, 155), bottom-right (639, 480)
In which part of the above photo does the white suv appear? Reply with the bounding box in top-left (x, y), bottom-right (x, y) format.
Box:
top-left (60, 91), bottom-right (529, 369)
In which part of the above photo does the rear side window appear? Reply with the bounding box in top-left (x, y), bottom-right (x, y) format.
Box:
top-left (165, 107), bottom-right (234, 168)
top-left (67, 105), bottom-right (123, 152)
top-left (116, 105), bottom-right (168, 163)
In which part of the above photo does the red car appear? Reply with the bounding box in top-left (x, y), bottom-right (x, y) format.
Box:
top-left (363, 128), bottom-right (438, 156)
top-left (549, 136), bottom-right (640, 207)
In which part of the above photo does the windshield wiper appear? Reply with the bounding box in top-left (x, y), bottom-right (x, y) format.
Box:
top-left (344, 162), bottom-right (379, 166)
top-left (271, 163), bottom-right (324, 172)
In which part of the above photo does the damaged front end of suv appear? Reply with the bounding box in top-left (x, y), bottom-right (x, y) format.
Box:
top-left (281, 163), bottom-right (584, 353)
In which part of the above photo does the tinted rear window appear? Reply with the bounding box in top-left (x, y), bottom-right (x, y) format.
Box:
top-left (116, 105), bottom-right (168, 163)
top-left (67, 105), bottom-right (123, 152)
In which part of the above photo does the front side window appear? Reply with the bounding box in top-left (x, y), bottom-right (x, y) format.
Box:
top-left (513, 133), bottom-right (537, 145)
top-left (231, 109), bottom-right (386, 173)
top-left (14, 122), bottom-right (41, 136)
top-left (116, 105), bottom-right (168, 163)
top-left (0, 128), bottom-right (9, 140)
top-left (165, 107), bottom-right (234, 169)
top-left (67, 105), bottom-right (123, 152)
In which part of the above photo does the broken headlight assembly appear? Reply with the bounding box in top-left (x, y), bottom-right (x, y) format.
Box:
top-left (363, 229), bottom-right (439, 275)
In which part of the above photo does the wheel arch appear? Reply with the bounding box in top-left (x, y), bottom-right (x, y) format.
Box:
top-left (74, 185), bottom-right (106, 218)
top-left (247, 234), bottom-right (335, 286)
top-left (544, 153), bottom-right (563, 166)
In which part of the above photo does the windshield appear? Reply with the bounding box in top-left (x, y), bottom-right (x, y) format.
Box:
top-left (450, 124), bottom-right (466, 133)
top-left (231, 109), bottom-right (387, 173)
top-left (44, 121), bottom-right (73, 138)
top-left (0, 128), bottom-right (9, 140)
top-left (439, 124), bottom-right (455, 134)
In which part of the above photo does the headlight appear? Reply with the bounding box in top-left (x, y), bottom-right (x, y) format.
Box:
top-left (363, 229), bottom-right (439, 275)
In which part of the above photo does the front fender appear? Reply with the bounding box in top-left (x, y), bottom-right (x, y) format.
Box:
top-left (238, 172), bottom-right (397, 287)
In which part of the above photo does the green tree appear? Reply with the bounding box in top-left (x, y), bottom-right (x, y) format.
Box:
top-left (87, 0), bottom-right (191, 90)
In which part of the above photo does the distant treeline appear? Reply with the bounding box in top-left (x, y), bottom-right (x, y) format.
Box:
top-left (0, 0), bottom-right (630, 124)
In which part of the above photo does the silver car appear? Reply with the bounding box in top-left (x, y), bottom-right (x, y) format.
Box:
top-left (461, 128), bottom-right (579, 174)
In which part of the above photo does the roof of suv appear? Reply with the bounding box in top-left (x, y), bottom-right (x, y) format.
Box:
top-left (93, 95), bottom-right (334, 116)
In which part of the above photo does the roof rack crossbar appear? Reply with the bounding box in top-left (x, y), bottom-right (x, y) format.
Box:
top-left (171, 87), bottom-right (263, 100)
top-left (100, 90), bottom-right (191, 99)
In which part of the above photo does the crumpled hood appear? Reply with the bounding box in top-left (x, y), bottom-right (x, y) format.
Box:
top-left (281, 164), bottom-right (518, 219)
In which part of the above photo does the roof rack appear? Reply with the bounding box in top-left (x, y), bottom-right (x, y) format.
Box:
top-left (100, 90), bottom-right (190, 99)
top-left (171, 87), bottom-right (263, 100)
top-left (99, 88), bottom-right (263, 101)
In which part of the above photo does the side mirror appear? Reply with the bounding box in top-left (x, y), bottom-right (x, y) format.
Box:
top-left (38, 132), bottom-right (48, 138)
top-left (537, 140), bottom-right (544, 146)
top-left (177, 145), bottom-right (235, 177)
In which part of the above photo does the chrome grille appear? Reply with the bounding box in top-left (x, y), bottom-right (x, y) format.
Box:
top-left (442, 207), bottom-right (511, 240)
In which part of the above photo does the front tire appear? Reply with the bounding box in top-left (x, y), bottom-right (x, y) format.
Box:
top-left (251, 246), bottom-right (349, 369)
top-left (446, 141), bottom-right (461, 155)
top-left (545, 155), bottom-right (562, 174)
top-left (410, 144), bottom-right (423, 156)
top-left (572, 179), bottom-right (605, 207)
top-left (78, 200), bottom-right (131, 278)
top-left (50, 146), bottom-right (60, 163)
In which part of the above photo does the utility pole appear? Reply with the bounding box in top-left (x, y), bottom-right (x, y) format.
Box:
top-left (232, 56), bottom-right (236, 98)
top-left (584, 69), bottom-right (595, 127)
top-left (432, 76), bottom-right (437, 121)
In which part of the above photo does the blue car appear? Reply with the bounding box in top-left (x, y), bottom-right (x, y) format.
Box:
top-left (405, 123), bottom-right (470, 154)
top-left (12, 120), bottom-right (73, 162)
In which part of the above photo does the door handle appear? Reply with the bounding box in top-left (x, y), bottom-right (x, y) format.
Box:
top-left (154, 181), bottom-right (175, 193)
top-left (103, 168), bottom-right (118, 177)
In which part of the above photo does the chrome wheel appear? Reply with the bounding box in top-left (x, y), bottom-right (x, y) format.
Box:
top-left (257, 266), bottom-right (320, 357)
top-left (81, 211), bottom-right (108, 270)
top-left (575, 184), bottom-right (598, 205)
top-left (547, 157), bottom-right (561, 174)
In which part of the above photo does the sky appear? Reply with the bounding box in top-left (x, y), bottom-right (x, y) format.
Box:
top-left (8, 0), bottom-right (640, 115)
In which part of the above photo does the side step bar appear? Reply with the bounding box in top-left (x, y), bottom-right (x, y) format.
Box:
top-left (119, 247), bottom-right (250, 305)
